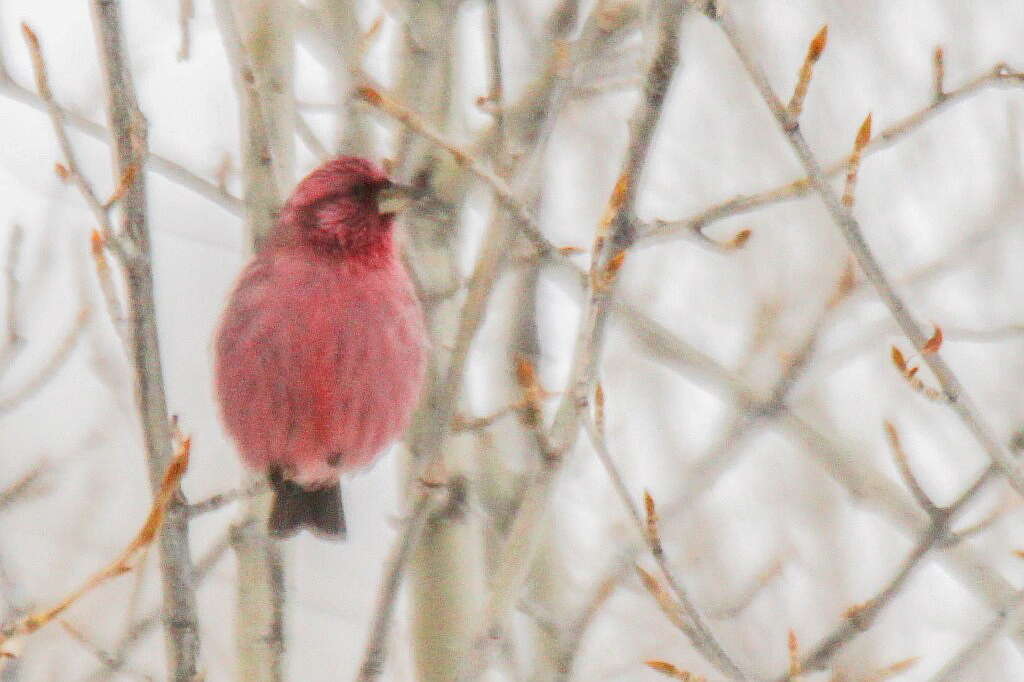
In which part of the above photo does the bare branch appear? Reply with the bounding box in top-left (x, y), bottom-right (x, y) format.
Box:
top-left (185, 478), bottom-right (266, 517)
top-left (0, 225), bottom-right (23, 375)
top-left (777, 443), bottom-right (999, 677)
top-left (0, 463), bottom-right (49, 513)
top-left (80, 528), bottom-right (235, 681)
top-left (213, 4), bottom-right (294, 681)
top-left (709, 3), bottom-right (1024, 500)
top-left (883, 421), bottom-right (938, 516)
top-left (0, 71), bottom-right (240, 213)
top-left (177, 0), bottom-right (193, 61)
top-left (585, 416), bottom-right (743, 677)
top-left (89, 3), bottom-right (202, 679)
top-left (295, 113), bottom-right (328, 160)
top-left (641, 61), bottom-right (1024, 245)
top-left (592, 278), bottom-right (1024, 659)
top-left (456, 5), bottom-right (732, 681)
top-left (19, 23), bottom-right (128, 260)
top-left (355, 488), bottom-right (439, 681)
top-left (0, 308), bottom-right (90, 416)
top-left (0, 440), bottom-right (189, 647)
top-left (930, 589), bottom-right (1024, 681)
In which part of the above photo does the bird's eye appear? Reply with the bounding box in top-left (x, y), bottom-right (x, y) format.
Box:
top-left (351, 183), bottom-right (373, 201)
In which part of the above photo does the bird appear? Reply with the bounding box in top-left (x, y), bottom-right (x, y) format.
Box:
top-left (214, 156), bottom-right (427, 539)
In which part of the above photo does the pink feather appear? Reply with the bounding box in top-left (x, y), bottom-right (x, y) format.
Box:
top-left (214, 157), bottom-right (427, 493)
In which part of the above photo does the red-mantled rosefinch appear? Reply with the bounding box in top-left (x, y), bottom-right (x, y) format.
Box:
top-left (214, 156), bottom-right (427, 539)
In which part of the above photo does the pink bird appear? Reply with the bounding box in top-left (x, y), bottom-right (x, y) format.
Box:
top-left (214, 157), bottom-right (427, 539)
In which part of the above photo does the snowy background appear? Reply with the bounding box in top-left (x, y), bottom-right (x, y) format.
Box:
top-left (1, 1), bottom-right (1023, 680)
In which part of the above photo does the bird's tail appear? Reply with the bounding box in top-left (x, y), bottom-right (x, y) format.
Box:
top-left (267, 469), bottom-right (346, 540)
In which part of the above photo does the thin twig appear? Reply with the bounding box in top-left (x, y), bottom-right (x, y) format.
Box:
top-left (456, 4), bottom-right (707, 680)
top-left (80, 528), bottom-right (235, 682)
top-left (709, 3), bottom-right (1024, 500)
top-left (786, 25), bottom-right (827, 120)
top-left (640, 61), bottom-right (1024, 245)
top-left (0, 74), bottom-right (240, 214)
top-left (20, 24), bottom-right (128, 261)
top-left (929, 589), bottom-right (1024, 681)
top-left (778, 443), bottom-right (998, 677)
top-left (0, 308), bottom-right (90, 416)
top-left (552, 561), bottom-right (623, 680)
top-left (884, 421), bottom-right (938, 516)
top-left (0, 440), bottom-right (189, 646)
top-left (584, 417), bottom-right (743, 678)
top-left (0, 225), bottom-right (23, 376)
top-left (295, 113), bottom-right (328, 159)
top-left (0, 463), bottom-right (49, 513)
top-left (177, 0), bottom-right (193, 61)
top-left (89, 231), bottom-right (129, 351)
top-left (185, 478), bottom-right (266, 517)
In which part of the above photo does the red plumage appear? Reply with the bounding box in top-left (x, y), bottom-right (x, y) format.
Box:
top-left (214, 157), bottom-right (427, 539)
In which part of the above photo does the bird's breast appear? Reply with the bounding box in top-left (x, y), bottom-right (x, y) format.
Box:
top-left (214, 249), bottom-right (427, 484)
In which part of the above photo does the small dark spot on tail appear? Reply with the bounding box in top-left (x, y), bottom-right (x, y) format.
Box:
top-left (267, 468), bottom-right (346, 540)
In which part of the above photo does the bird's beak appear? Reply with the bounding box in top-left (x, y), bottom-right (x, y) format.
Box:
top-left (376, 182), bottom-right (416, 216)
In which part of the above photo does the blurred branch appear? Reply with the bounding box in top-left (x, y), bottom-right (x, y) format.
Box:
top-left (295, 114), bottom-right (328, 159)
top-left (777, 429), bottom-right (1002, 677)
top-left (213, 2), bottom-right (293, 680)
top-left (584, 417), bottom-right (744, 678)
top-left (355, 487), bottom-right (441, 682)
top-left (81, 527), bottom-right (235, 682)
top-left (930, 588), bottom-right (1024, 682)
top-left (311, 0), bottom-right (373, 155)
top-left (884, 421), bottom-right (938, 516)
top-left (0, 308), bottom-right (90, 417)
top-left (89, 3), bottom-right (201, 680)
top-left (640, 60), bottom-right (1024, 245)
top-left (60, 621), bottom-right (146, 679)
top-left (383, 4), bottom-right (484, 680)
top-left (483, 0), bottom-right (505, 145)
top-left (0, 462), bottom-right (49, 513)
top-left (552, 561), bottom-right (622, 680)
top-left (176, 0), bottom-right (193, 61)
top-left (457, 3), bottom-right (696, 679)
top-left (0, 221), bottom-right (92, 417)
top-left (0, 225), bottom-right (23, 376)
top-left (0, 60), bottom-right (240, 216)
top-left (185, 478), bottom-right (266, 517)
top-left (708, 4), bottom-right (1024, 500)
top-left (19, 24), bottom-right (127, 260)
top-left (590, 284), bottom-right (1024, 656)
top-left (0, 440), bottom-right (189, 650)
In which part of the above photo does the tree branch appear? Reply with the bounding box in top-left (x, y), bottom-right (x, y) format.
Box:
top-left (456, 3), bottom-right (694, 678)
top-left (708, 4), bottom-right (1024, 500)
top-left (89, 3), bottom-right (201, 679)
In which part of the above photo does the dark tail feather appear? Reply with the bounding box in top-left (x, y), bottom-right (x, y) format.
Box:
top-left (267, 471), bottom-right (346, 540)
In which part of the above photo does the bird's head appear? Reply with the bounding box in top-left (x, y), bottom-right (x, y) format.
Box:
top-left (276, 156), bottom-right (412, 262)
